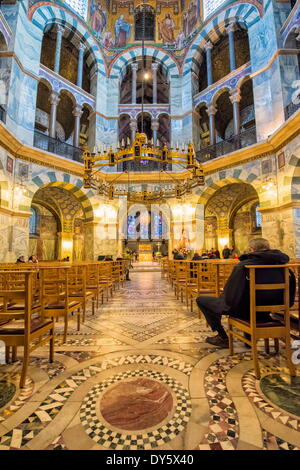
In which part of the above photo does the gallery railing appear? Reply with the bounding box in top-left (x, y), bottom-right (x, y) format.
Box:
top-left (33, 131), bottom-right (83, 162)
top-left (284, 101), bottom-right (300, 120)
top-left (0, 105), bottom-right (6, 124)
top-left (196, 126), bottom-right (257, 163)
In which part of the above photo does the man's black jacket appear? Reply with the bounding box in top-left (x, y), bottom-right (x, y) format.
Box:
top-left (221, 249), bottom-right (296, 320)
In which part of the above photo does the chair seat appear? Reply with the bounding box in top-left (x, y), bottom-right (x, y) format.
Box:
top-left (5, 300), bottom-right (41, 311)
top-left (69, 291), bottom-right (93, 297)
top-left (44, 301), bottom-right (79, 309)
top-left (230, 318), bottom-right (284, 328)
top-left (0, 317), bottom-right (53, 335)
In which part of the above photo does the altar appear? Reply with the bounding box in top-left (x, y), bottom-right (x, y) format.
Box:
top-left (138, 243), bottom-right (152, 262)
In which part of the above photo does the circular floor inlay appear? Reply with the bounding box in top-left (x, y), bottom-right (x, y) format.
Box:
top-left (80, 369), bottom-right (191, 450)
top-left (260, 374), bottom-right (300, 417)
top-left (0, 381), bottom-right (16, 408)
top-left (100, 378), bottom-right (173, 431)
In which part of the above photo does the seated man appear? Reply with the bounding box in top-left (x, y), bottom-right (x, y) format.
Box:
top-left (196, 238), bottom-right (295, 348)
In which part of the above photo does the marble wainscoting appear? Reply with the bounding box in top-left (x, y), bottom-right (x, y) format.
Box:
top-left (0, 269), bottom-right (299, 451)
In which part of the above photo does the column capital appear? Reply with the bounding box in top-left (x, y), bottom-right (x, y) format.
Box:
top-left (49, 91), bottom-right (60, 106)
top-left (229, 89), bottom-right (241, 104)
top-left (131, 63), bottom-right (139, 72)
top-left (207, 103), bottom-right (217, 115)
top-left (129, 118), bottom-right (137, 130)
top-left (56, 24), bottom-right (64, 34)
top-left (225, 22), bottom-right (236, 35)
top-left (296, 32), bottom-right (300, 42)
top-left (151, 118), bottom-right (159, 131)
top-left (73, 104), bottom-right (83, 117)
top-left (204, 41), bottom-right (213, 52)
top-left (151, 62), bottom-right (159, 73)
top-left (78, 42), bottom-right (86, 53)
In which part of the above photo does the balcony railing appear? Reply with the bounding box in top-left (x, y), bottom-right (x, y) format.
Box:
top-left (196, 126), bottom-right (257, 163)
top-left (284, 101), bottom-right (300, 120)
top-left (0, 105), bottom-right (6, 124)
top-left (33, 131), bottom-right (83, 162)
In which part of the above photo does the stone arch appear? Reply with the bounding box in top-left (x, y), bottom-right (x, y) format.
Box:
top-left (29, 3), bottom-right (106, 77)
top-left (183, 2), bottom-right (262, 75)
top-left (211, 86), bottom-right (232, 106)
top-left (25, 173), bottom-right (96, 222)
top-left (197, 174), bottom-right (260, 205)
top-left (109, 46), bottom-right (180, 80)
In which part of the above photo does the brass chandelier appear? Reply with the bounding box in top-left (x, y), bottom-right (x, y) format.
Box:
top-left (83, 133), bottom-right (205, 202)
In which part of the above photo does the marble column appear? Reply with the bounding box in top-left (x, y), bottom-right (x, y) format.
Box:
top-left (207, 103), bottom-right (217, 146)
top-left (73, 104), bottom-right (83, 148)
top-left (49, 91), bottom-right (60, 138)
top-left (129, 118), bottom-right (137, 143)
top-left (152, 62), bottom-right (159, 104)
top-left (151, 118), bottom-right (159, 145)
top-left (131, 63), bottom-right (138, 104)
top-left (204, 41), bottom-right (214, 87)
top-left (226, 23), bottom-right (236, 72)
top-left (54, 25), bottom-right (64, 74)
top-left (229, 89), bottom-right (241, 136)
top-left (77, 42), bottom-right (86, 89)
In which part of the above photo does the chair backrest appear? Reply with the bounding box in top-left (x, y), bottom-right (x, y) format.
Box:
top-left (0, 271), bottom-right (33, 338)
top-left (246, 264), bottom-right (290, 328)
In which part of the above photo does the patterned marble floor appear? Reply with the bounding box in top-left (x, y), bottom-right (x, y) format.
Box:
top-left (0, 267), bottom-right (300, 451)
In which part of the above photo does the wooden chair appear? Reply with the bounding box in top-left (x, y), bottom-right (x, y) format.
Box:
top-left (187, 261), bottom-right (219, 313)
top-left (228, 265), bottom-right (296, 379)
top-left (68, 264), bottom-right (96, 322)
top-left (98, 261), bottom-right (114, 301)
top-left (40, 266), bottom-right (82, 344)
top-left (86, 263), bottom-right (104, 309)
top-left (0, 271), bottom-right (54, 388)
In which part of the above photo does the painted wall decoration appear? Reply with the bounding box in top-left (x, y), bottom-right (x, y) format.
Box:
top-left (158, 13), bottom-right (175, 45)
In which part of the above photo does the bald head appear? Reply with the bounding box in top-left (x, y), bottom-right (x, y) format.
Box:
top-left (248, 238), bottom-right (270, 252)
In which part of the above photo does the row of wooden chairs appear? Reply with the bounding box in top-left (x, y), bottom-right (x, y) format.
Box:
top-left (0, 260), bottom-right (128, 387)
top-left (163, 259), bottom-right (298, 378)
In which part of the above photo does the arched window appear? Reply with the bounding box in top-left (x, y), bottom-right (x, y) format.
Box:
top-left (135, 5), bottom-right (155, 41)
top-left (255, 204), bottom-right (262, 228)
top-left (29, 207), bottom-right (38, 235)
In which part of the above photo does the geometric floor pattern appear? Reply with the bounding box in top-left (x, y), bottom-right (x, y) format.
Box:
top-left (0, 264), bottom-right (300, 450)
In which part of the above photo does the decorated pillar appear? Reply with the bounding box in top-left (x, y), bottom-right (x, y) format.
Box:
top-left (207, 103), bottom-right (217, 146)
top-left (226, 23), bottom-right (236, 72)
top-left (131, 63), bottom-right (138, 104)
top-left (129, 118), bottom-right (137, 143)
top-left (54, 25), bottom-right (64, 74)
top-left (49, 91), bottom-right (60, 138)
top-left (204, 41), bottom-right (214, 87)
top-left (151, 62), bottom-right (159, 104)
top-left (73, 104), bottom-right (83, 148)
top-left (151, 118), bottom-right (159, 145)
top-left (229, 89), bottom-right (241, 136)
top-left (77, 42), bottom-right (86, 89)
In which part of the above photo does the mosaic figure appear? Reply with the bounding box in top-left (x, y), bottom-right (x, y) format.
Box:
top-left (114, 14), bottom-right (131, 47)
top-left (90, 0), bottom-right (107, 38)
top-left (158, 13), bottom-right (175, 45)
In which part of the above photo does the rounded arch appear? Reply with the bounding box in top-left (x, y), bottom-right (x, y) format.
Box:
top-left (58, 88), bottom-right (77, 106)
top-left (109, 46), bottom-right (181, 80)
top-left (27, 177), bottom-right (95, 222)
top-left (197, 175), bottom-right (260, 205)
top-left (211, 86), bottom-right (231, 106)
top-left (0, 30), bottom-right (8, 51)
top-left (29, 3), bottom-right (106, 77)
top-left (183, 2), bottom-right (262, 75)
top-left (38, 76), bottom-right (53, 92)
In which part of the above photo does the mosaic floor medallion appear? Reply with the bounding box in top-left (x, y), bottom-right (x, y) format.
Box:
top-left (80, 369), bottom-right (191, 450)
top-left (0, 381), bottom-right (16, 408)
top-left (100, 378), bottom-right (173, 431)
top-left (260, 373), bottom-right (300, 417)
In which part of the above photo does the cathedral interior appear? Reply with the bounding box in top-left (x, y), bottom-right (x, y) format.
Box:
top-left (0, 0), bottom-right (300, 453)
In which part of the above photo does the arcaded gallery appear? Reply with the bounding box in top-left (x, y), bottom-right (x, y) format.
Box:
top-left (0, 0), bottom-right (299, 454)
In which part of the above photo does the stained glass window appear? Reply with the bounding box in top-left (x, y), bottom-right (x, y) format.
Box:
top-left (64, 0), bottom-right (88, 20)
top-left (255, 205), bottom-right (262, 228)
top-left (203, 0), bottom-right (226, 19)
top-left (29, 207), bottom-right (38, 235)
top-left (153, 212), bottom-right (162, 239)
top-left (127, 214), bottom-right (136, 239)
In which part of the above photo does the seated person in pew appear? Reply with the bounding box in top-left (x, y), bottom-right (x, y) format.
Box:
top-left (196, 238), bottom-right (296, 348)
